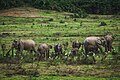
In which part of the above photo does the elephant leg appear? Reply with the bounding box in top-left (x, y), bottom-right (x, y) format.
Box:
top-left (58, 53), bottom-right (60, 59)
top-left (44, 52), bottom-right (46, 60)
top-left (46, 50), bottom-right (49, 60)
top-left (37, 52), bottom-right (40, 61)
top-left (30, 50), bottom-right (33, 54)
top-left (109, 44), bottom-right (112, 52)
top-left (32, 46), bottom-right (37, 54)
top-left (84, 48), bottom-right (88, 61)
top-left (104, 44), bottom-right (108, 52)
top-left (59, 52), bottom-right (62, 59)
top-left (43, 53), bottom-right (46, 60)
top-left (40, 53), bottom-right (43, 61)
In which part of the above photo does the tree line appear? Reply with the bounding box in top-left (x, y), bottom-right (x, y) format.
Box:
top-left (0, 0), bottom-right (120, 15)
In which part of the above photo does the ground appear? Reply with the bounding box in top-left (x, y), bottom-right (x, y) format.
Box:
top-left (0, 7), bottom-right (120, 80)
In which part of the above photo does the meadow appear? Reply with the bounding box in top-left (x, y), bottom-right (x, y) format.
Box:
top-left (0, 7), bottom-right (120, 80)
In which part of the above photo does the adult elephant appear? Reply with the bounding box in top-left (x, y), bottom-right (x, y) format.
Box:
top-left (83, 36), bottom-right (107, 63)
top-left (54, 44), bottom-right (62, 59)
top-left (104, 34), bottom-right (114, 52)
top-left (12, 40), bottom-right (37, 55)
top-left (100, 34), bottom-right (114, 61)
top-left (37, 43), bottom-right (52, 60)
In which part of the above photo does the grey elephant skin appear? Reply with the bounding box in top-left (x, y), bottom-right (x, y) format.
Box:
top-left (12, 40), bottom-right (36, 54)
top-left (104, 35), bottom-right (114, 52)
top-left (54, 44), bottom-right (62, 58)
top-left (71, 40), bottom-right (81, 56)
top-left (83, 36), bottom-right (107, 62)
top-left (37, 43), bottom-right (52, 60)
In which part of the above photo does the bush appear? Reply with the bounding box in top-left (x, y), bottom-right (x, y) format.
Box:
top-left (71, 9), bottom-right (88, 18)
top-left (60, 20), bottom-right (65, 23)
top-left (48, 18), bottom-right (54, 21)
top-left (90, 16), bottom-right (99, 19)
top-left (99, 21), bottom-right (107, 26)
top-left (2, 22), bottom-right (5, 25)
top-left (73, 19), bottom-right (77, 22)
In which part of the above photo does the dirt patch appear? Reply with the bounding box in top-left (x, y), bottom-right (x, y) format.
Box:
top-left (0, 7), bottom-right (42, 17)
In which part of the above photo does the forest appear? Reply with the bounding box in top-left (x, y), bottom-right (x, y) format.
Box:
top-left (0, 0), bottom-right (120, 15)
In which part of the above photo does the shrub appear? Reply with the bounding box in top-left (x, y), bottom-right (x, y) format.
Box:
top-left (99, 21), bottom-right (107, 26)
top-left (90, 16), bottom-right (99, 19)
top-left (72, 9), bottom-right (88, 18)
top-left (2, 22), bottom-right (5, 25)
top-left (73, 19), bottom-right (77, 22)
top-left (60, 20), bottom-right (65, 23)
top-left (32, 23), bottom-right (35, 25)
top-left (48, 18), bottom-right (54, 21)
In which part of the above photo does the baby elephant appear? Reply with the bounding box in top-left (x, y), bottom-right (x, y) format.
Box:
top-left (54, 44), bottom-right (62, 59)
top-left (37, 43), bottom-right (52, 60)
top-left (12, 40), bottom-right (36, 55)
top-left (72, 40), bottom-right (81, 49)
top-left (71, 40), bottom-right (81, 56)
top-left (104, 34), bottom-right (114, 52)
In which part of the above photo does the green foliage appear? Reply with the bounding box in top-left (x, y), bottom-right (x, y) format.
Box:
top-left (0, 0), bottom-right (120, 15)
top-left (48, 18), bottom-right (54, 21)
top-left (99, 21), bottom-right (107, 26)
top-left (0, 0), bottom-right (24, 10)
top-left (59, 20), bottom-right (65, 23)
top-left (72, 9), bottom-right (88, 18)
top-left (1, 75), bottom-right (120, 80)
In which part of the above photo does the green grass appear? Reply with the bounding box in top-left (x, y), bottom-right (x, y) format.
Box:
top-left (0, 7), bottom-right (120, 79)
top-left (1, 75), bottom-right (120, 80)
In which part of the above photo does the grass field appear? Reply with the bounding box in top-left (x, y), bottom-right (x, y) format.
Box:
top-left (0, 7), bottom-right (120, 80)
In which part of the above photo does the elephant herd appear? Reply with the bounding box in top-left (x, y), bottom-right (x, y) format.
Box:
top-left (11, 34), bottom-right (114, 63)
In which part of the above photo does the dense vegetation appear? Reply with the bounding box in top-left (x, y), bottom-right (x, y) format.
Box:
top-left (0, 0), bottom-right (120, 15)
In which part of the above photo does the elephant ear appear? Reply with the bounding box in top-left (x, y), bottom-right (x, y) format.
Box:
top-left (96, 38), bottom-right (102, 45)
top-left (100, 37), bottom-right (107, 46)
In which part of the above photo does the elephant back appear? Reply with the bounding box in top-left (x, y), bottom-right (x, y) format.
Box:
top-left (84, 37), bottom-right (101, 46)
top-left (21, 40), bottom-right (36, 50)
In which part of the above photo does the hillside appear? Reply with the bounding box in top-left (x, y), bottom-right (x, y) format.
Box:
top-left (0, 7), bottom-right (41, 17)
top-left (0, 7), bottom-right (120, 80)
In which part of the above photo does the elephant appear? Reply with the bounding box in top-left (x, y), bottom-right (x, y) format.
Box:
top-left (72, 40), bottom-right (81, 49)
top-left (71, 40), bottom-right (81, 56)
top-left (37, 43), bottom-right (52, 60)
top-left (71, 48), bottom-right (79, 57)
top-left (54, 44), bottom-right (62, 59)
top-left (83, 36), bottom-right (107, 63)
top-left (104, 34), bottom-right (114, 52)
top-left (12, 40), bottom-right (36, 55)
